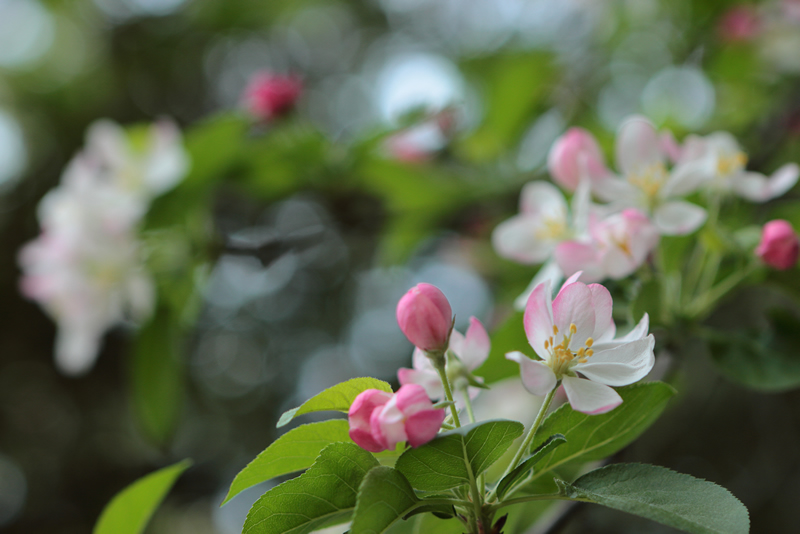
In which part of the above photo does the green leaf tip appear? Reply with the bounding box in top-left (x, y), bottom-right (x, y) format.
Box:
top-left (276, 377), bottom-right (393, 428)
top-left (93, 459), bottom-right (192, 534)
top-left (560, 463), bottom-right (749, 534)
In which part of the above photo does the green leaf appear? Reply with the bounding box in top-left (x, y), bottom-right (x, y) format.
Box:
top-left (93, 459), bottom-right (192, 534)
top-left (243, 442), bottom-right (378, 534)
top-left (395, 419), bottom-right (523, 492)
top-left (277, 378), bottom-right (393, 428)
top-left (530, 382), bottom-right (676, 481)
top-left (351, 467), bottom-right (419, 533)
top-left (129, 308), bottom-right (184, 444)
top-left (223, 420), bottom-right (352, 505)
top-left (558, 463), bottom-right (749, 534)
top-left (495, 434), bottom-right (566, 500)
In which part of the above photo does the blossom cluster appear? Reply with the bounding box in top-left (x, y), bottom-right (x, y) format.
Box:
top-left (19, 119), bottom-right (189, 375)
top-left (493, 115), bottom-right (799, 301)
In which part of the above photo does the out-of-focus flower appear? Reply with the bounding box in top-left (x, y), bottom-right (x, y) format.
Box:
top-left (592, 116), bottom-right (709, 235)
top-left (680, 132), bottom-right (799, 202)
top-left (555, 209), bottom-right (660, 283)
top-left (755, 219), bottom-right (800, 269)
top-left (383, 108), bottom-right (457, 163)
top-left (719, 5), bottom-right (762, 42)
top-left (506, 275), bottom-right (655, 415)
top-left (398, 317), bottom-right (490, 403)
top-left (492, 180), bottom-right (590, 265)
top-left (243, 72), bottom-right (303, 122)
top-left (547, 127), bottom-right (612, 192)
top-left (18, 119), bottom-right (189, 376)
top-left (348, 385), bottom-right (446, 452)
top-left (396, 283), bottom-right (453, 354)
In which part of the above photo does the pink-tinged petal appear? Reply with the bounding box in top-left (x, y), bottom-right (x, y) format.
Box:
top-left (397, 368), bottom-right (444, 400)
top-left (514, 260), bottom-right (564, 311)
top-left (587, 284), bottom-right (614, 341)
top-left (561, 376), bottom-right (622, 414)
top-left (506, 352), bottom-right (557, 396)
top-left (558, 271), bottom-right (583, 296)
top-left (552, 281), bottom-right (595, 349)
top-left (653, 201), bottom-right (707, 235)
top-left (371, 401), bottom-right (407, 451)
top-left (523, 281), bottom-right (555, 358)
top-left (615, 116), bottom-right (665, 177)
top-left (405, 409), bottom-right (446, 447)
top-left (660, 130), bottom-right (682, 163)
top-left (348, 389), bottom-right (392, 432)
top-left (574, 335), bottom-right (655, 386)
top-left (395, 383), bottom-right (434, 414)
top-left (412, 347), bottom-right (434, 372)
top-left (349, 427), bottom-right (387, 453)
top-left (456, 317), bottom-right (491, 369)
top-left (554, 241), bottom-right (604, 283)
top-left (492, 214), bottom-right (558, 264)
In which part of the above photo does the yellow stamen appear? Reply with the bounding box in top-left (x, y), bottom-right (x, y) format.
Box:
top-left (553, 325), bottom-right (559, 335)
top-left (586, 349), bottom-right (594, 357)
top-left (569, 323), bottom-right (577, 334)
top-left (586, 338), bottom-right (594, 347)
top-left (578, 358), bottom-right (587, 364)
top-left (544, 339), bottom-right (549, 350)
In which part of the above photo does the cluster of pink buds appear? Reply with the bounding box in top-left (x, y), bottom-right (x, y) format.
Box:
top-left (348, 384), bottom-right (445, 453)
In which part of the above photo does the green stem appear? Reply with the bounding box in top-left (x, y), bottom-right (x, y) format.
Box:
top-left (435, 361), bottom-right (461, 428)
top-left (487, 493), bottom-right (572, 513)
top-left (460, 385), bottom-right (484, 497)
top-left (685, 262), bottom-right (758, 319)
top-left (487, 387), bottom-right (557, 503)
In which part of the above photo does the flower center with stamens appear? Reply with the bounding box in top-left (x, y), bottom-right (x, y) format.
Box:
top-left (627, 162), bottom-right (668, 200)
top-left (534, 215), bottom-right (569, 241)
top-left (542, 323), bottom-right (594, 378)
top-left (716, 151), bottom-right (747, 178)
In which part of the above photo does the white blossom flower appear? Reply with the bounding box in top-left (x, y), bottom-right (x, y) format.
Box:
top-left (506, 274), bottom-right (655, 414)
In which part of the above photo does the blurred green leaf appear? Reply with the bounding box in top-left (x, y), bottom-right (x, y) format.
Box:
top-left (530, 382), bottom-right (676, 481)
top-left (94, 459), bottom-right (191, 534)
top-left (395, 419), bottom-right (523, 492)
top-left (243, 442), bottom-right (378, 534)
top-left (351, 467), bottom-right (419, 533)
top-left (130, 308), bottom-right (184, 444)
top-left (558, 463), bottom-right (749, 534)
top-left (277, 377), bottom-right (393, 427)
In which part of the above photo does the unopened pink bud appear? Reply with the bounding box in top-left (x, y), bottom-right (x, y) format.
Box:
top-left (396, 283), bottom-right (452, 353)
top-left (243, 72), bottom-right (302, 122)
top-left (547, 127), bottom-right (609, 192)
top-left (756, 220), bottom-right (799, 270)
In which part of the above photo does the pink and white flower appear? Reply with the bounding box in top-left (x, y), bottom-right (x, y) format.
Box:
top-left (591, 116), bottom-right (710, 236)
top-left (679, 131), bottom-right (799, 202)
top-left (398, 317), bottom-right (490, 404)
top-left (548, 127), bottom-right (613, 192)
top-left (348, 384), bottom-right (446, 452)
top-left (506, 274), bottom-right (655, 414)
top-left (554, 209), bottom-right (660, 283)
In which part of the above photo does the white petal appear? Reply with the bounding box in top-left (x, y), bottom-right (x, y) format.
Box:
top-left (456, 317), bottom-right (491, 370)
top-left (661, 158), bottom-right (714, 198)
top-left (412, 347), bottom-right (435, 372)
top-left (514, 260), bottom-right (563, 311)
top-left (55, 324), bottom-right (103, 376)
top-left (587, 284), bottom-right (614, 341)
top-left (561, 376), bottom-right (622, 414)
top-left (653, 201), bottom-right (707, 235)
top-left (615, 313), bottom-right (650, 342)
top-left (733, 164), bottom-right (799, 202)
top-left (554, 240), bottom-right (605, 283)
top-left (575, 335), bottom-right (655, 386)
top-left (615, 116), bottom-right (665, 177)
top-left (506, 352), bottom-right (557, 396)
top-left (519, 181), bottom-right (569, 216)
top-left (492, 215), bottom-right (558, 264)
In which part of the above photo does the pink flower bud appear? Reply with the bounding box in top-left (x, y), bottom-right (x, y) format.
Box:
top-left (243, 72), bottom-right (302, 122)
top-left (718, 6), bottom-right (761, 42)
top-left (547, 127), bottom-right (609, 192)
top-left (756, 220), bottom-right (799, 270)
top-left (396, 283), bottom-right (453, 353)
top-left (348, 385), bottom-right (445, 452)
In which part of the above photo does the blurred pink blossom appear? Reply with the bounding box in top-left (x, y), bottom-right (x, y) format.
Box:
top-left (719, 5), bottom-right (762, 42)
top-left (756, 219), bottom-right (799, 269)
top-left (548, 127), bottom-right (612, 192)
top-left (243, 72), bottom-right (302, 122)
